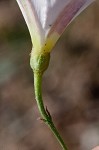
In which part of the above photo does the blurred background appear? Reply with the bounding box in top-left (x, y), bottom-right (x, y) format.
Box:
top-left (0, 1), bottom-right (99, 150)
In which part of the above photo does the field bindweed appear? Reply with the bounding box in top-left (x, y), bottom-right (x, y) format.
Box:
top-left (16, 0), bottom-right (95, 149)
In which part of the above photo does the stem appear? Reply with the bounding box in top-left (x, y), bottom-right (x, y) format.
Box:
top-left (34, 72), bottom-right (68, 150)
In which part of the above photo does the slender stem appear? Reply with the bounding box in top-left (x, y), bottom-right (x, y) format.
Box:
top-left (34, 72), bottom-right (68, 150)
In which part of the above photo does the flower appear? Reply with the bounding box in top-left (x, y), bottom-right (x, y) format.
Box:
top-left (92, 146), bottom-right (99, 150)
top-left (16, 0), bottom-right (94, 55)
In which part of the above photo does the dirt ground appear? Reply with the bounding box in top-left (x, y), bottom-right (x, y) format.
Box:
top-left (0, 1), bottom-right (99, 150)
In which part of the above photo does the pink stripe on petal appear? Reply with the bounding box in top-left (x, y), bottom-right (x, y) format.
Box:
top-left (48, 0), bottom-right (93, 36)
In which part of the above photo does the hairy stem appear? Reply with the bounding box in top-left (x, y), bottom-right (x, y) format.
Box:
top-left (34, 72), bottom-right (68, 150)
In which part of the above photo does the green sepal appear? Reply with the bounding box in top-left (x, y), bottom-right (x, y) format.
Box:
top-left (30, 51), bottom-right (50, 74)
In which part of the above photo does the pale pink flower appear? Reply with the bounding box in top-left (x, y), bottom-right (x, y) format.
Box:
top-left (92, 146), bottom-right (99, 150)
top-left (16, 0), bottom-right (95, 54)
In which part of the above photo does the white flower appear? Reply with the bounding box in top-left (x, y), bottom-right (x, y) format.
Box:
top-left (16, 0), bottom-right (94, 55)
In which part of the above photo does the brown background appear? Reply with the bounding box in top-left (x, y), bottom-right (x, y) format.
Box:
top-left (0, 1), bottom-right (99, 150)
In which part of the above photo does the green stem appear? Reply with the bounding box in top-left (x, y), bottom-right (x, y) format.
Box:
top-left (34, 72), bottom-right (68, 150)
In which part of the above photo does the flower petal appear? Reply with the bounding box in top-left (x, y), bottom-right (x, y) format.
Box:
top-left (16, 0), bottom-right (45, 51)
top-left (49, 0), bottom-right (95, 35)
top-left (16, 0), bottom-right (95, 54)
top-left (44, 0), bottom-right (95, 53)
